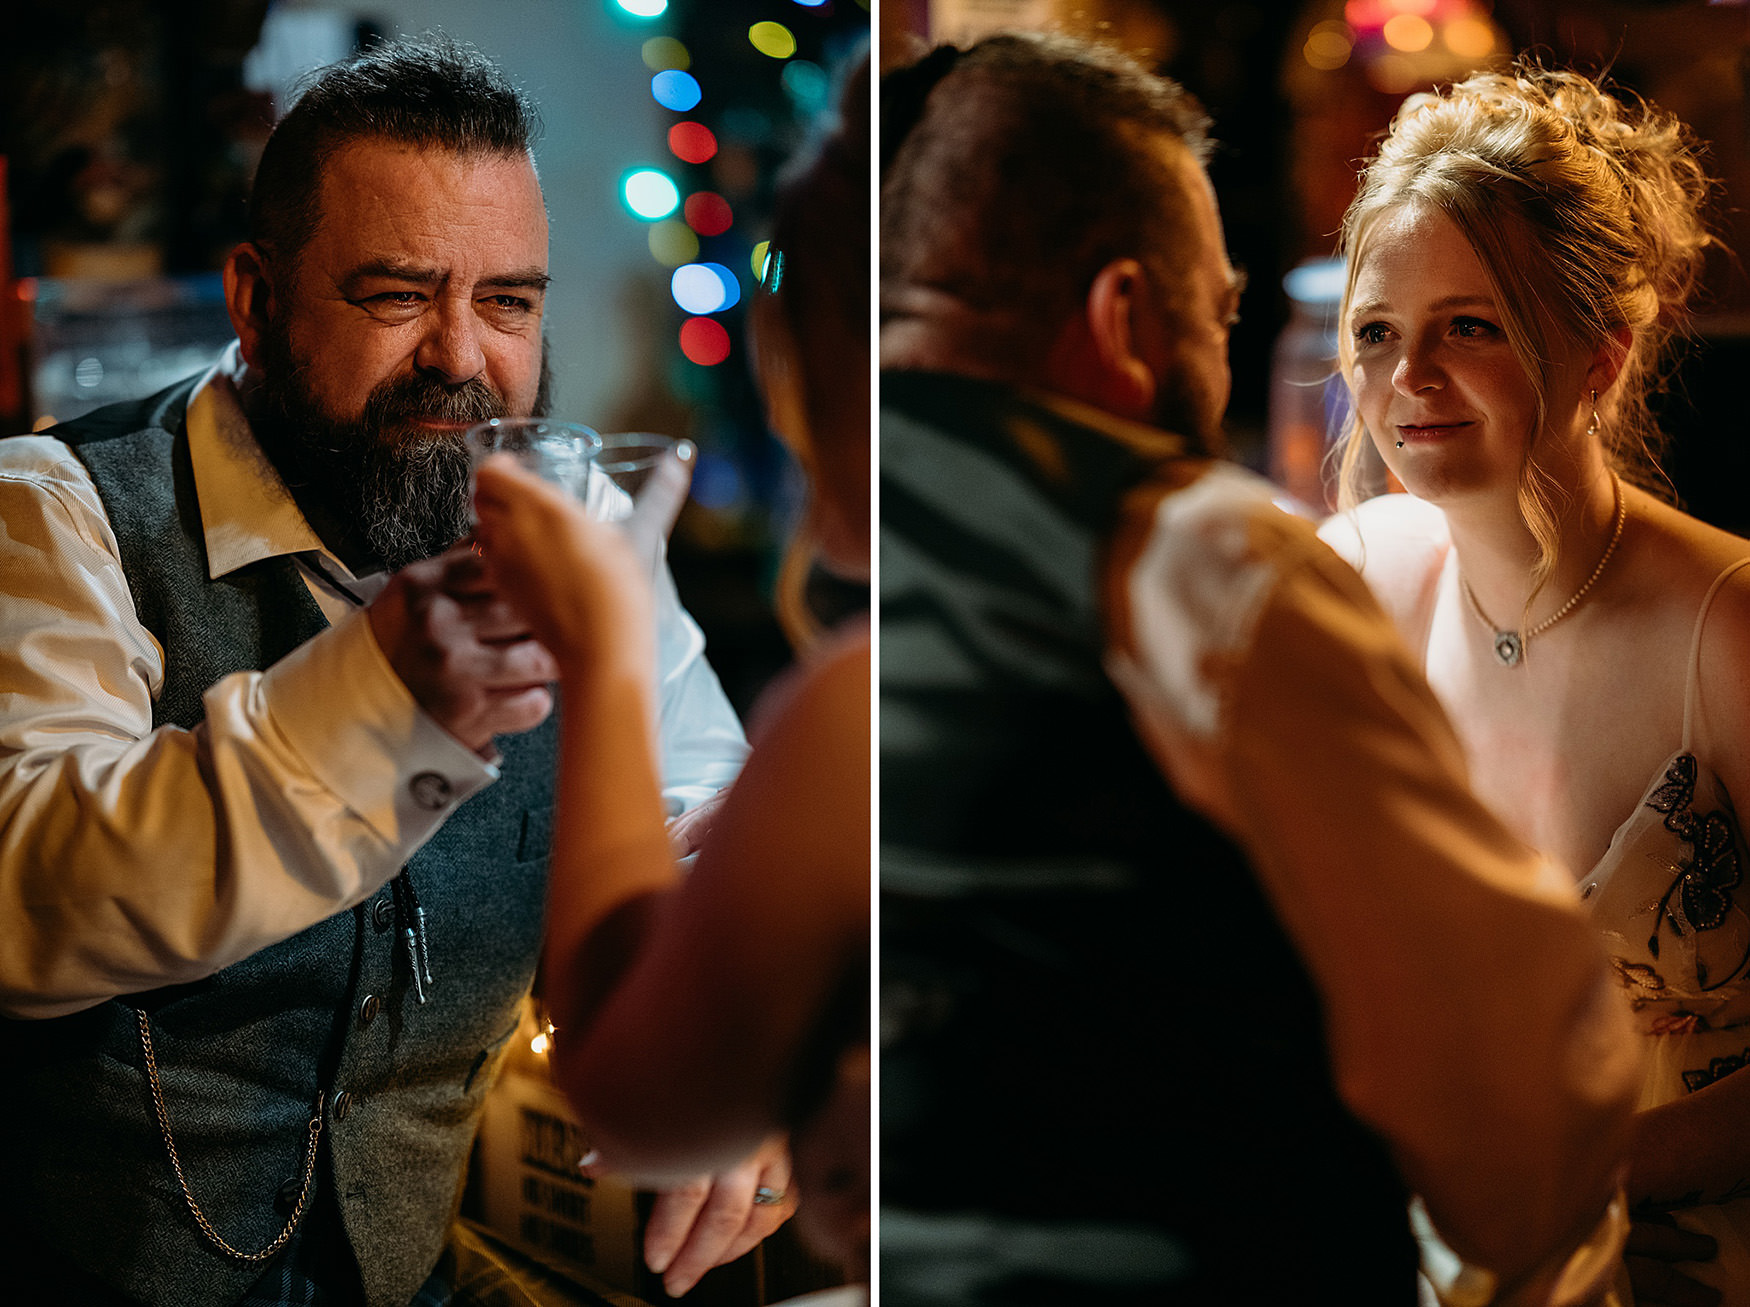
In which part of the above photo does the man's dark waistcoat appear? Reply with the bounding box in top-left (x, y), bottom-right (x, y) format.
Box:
top-left (0, 377), bottom-right (558, 1307)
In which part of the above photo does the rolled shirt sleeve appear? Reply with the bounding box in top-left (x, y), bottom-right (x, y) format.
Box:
top-left (1104, 464), bottom-right (1639, 1289)
top-left (0, 438), bottom-right (493, 1018)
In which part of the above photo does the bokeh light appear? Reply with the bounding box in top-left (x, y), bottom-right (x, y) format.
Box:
top-left (780, 60), bottom-right (829, 112)
top-left (792, 0), bottom-right (828, 7)
top-left (680, 317), bottom-right (732, 367)
top-left (668, 121), bottom-right (718, 165)
top-left (749, 22), bottom-right (798, 59)
top-left (684, 192), bottom-right (734, 236)
top-left (641, 37), bottom-right (689, 71)
top-left (1303, 21), bottom-right (1354, 71)
top-left (614, 0), bottom-right (667, 16)
top-left (1444, 17), bottom-right (1497, 58)
top-left (750, 239), bottom-right (771, 282)
top-left (671, 262), bottom-right (741, 315)
top-left (648, 219), bottom-right (700, 267)
top-left (1382, 13), bottom-right (1433, 52)
top-left (651, 69), bottom-right (703, 112)
top-left (622, 168), bottom-right (680, 220)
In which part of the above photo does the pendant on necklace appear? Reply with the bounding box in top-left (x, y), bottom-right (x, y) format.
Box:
top-left (1493, 631), bottom-right (1523, 667)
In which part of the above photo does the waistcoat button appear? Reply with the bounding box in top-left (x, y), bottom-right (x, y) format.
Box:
top-left (359, 993), bottom-right (381, 1027)
top-left (332, 1090), bottom-right (354, 1122)
top-left (372, 896), bottom-right (394, 932)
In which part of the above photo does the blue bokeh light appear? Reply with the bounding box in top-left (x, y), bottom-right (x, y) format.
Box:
top-left (670, 262), bottom-right (742, 315)
top-left (652, 69), bottom-right (703, 112)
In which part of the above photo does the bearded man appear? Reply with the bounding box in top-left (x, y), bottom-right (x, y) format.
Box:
top-left (0, 34), bottom-right (775, 1307)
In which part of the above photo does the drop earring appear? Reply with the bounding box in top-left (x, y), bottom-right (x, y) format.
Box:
top-left (1587, 389), bottom-right (1600, 438)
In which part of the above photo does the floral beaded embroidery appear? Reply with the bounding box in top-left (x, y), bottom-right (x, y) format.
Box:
top-left (1684, 1047), bottom-right (1750, 1094)
top-left (1645, 753), bottom-right (1750, 990)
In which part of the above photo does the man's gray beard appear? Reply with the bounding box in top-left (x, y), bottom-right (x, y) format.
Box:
top-left (253, 328), bottom-right (549, 571)
top-left (355, 430), bottom-right (477, 573)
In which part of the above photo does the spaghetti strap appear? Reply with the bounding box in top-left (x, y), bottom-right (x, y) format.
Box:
top-left (1681, 555), bottom-right (1750, 749)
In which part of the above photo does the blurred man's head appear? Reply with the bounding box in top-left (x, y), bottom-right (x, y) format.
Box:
top-left (880, 33), bottom-right (1241, 449)
top-left (224, 35), bottom-right (551, 570)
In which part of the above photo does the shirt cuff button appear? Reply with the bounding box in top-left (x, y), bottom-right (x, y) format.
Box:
top-left (410, 772), bottom-right (453, 810)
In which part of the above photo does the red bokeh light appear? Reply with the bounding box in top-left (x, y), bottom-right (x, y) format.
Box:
top-left (679, 317), bottom-right (731, 366)
top-left (668, 121), bottom-right (719, 165)
top-left (683, 192), bottom-right (734, 237)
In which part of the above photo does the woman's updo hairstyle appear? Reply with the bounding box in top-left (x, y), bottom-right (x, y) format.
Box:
top-left (1334, 62), bottom-right (1715, 592)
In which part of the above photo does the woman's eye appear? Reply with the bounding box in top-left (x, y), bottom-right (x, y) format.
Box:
top-left (1452, 317), bottom-right (1498, 338)
top-left (1353, 322), bottom-right (1389, 346)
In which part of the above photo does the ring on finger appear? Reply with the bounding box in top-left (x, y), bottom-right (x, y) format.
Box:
top-left (753, 1186), bottom-right (787, 1206)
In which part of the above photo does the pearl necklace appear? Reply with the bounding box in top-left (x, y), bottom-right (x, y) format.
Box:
top-left (1459, 473), bottom-right (1627, 668)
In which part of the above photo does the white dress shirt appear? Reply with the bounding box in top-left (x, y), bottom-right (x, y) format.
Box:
top-left (0, 347), bottom-right (746, 1018)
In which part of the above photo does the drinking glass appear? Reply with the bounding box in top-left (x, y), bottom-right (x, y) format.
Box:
top-left (463, 418), bottom-right (602, 512)
top-left (587, 432), bottom-right (695, 521)
top-left (589, 432), bottom-right (696, 579)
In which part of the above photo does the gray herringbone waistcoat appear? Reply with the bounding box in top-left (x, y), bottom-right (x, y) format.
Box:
top-left (0, 376), bottom-right (556, 1307)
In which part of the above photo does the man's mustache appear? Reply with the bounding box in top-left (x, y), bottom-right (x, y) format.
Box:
top-left (363, 374), bottom-right (507, 430)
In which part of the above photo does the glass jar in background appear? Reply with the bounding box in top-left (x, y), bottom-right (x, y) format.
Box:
top-left (1267, 258), bottom-right (1390, 515)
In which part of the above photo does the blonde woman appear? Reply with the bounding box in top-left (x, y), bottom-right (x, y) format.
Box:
top-left (1321, 65), bottom-right (1750, 1303)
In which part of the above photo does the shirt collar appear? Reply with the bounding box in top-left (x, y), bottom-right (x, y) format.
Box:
top-left (186, 342), bottom-right (358, 583)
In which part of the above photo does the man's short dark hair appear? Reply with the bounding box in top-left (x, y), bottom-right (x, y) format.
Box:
top-left (881, 32), bottom-right (1212, 331)
top-left (248, 33), bottom-right (542, 268)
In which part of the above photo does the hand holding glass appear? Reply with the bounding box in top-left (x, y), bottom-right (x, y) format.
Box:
top-left (591, 432), bottom-right (697, 577)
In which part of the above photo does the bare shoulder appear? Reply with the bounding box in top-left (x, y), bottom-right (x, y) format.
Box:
top-left (1630, 497), bottom-right (1750, 617)
top-left (1637, 499), bottom-right (1750, 781)
top-left (1316, 494), bottom-right (1451, 636)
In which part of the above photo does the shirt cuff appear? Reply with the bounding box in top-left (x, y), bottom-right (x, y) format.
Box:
top-left (255, 608), bottom-right (497, 847)
top-left (1413, 1189), bottom-right (1629, 1307)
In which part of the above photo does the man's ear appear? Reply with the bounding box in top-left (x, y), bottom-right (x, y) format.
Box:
top-left (223, 242), bottom-right (278, 370)
top-left (1084, 258), bottom-right (1157, 420)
